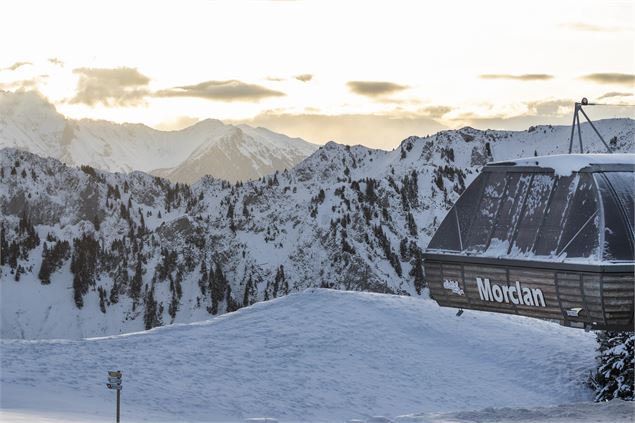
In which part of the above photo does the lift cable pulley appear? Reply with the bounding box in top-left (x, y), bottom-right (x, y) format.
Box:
top-left (568, 97), bottom-right (635, 154)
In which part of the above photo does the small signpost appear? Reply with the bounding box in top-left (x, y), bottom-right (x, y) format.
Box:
top-left (106, 370), bottom-right (122, 422)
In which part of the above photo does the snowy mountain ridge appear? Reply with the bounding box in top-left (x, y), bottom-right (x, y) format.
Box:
top-left (1, 117), bottom-right (633, 339)
top-left (0, 90), bottom-right (317, 183)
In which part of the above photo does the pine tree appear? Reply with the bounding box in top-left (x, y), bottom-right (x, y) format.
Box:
top-left (70, 234), bottom-right (100, 309)
top-left (399, 238), bottom-right (409, 261)
top-left (365, 179), bottom-right (377, 204)
top-left (209, 262), bottom-right (228, 315)
top-left (410, 251), bottom-right (425, 294)
top-left (225, 285), bottom-right (240, 312)
top-left (198, 260), bottom-right (208, 296)
top-left (242, 202), bottom-right (250, 218)
top-left (317, 189), bottom-right (325, 204)
top-left (243, 276), bottom-right (255, 307)
top-left (273, 265), bottom-right (288, 297)
top-left (110, 280), bottom-right (120, 304)
top-left (591, 332), bottom-right (634, 401)
top-left (14, 265), bottom-right (24, 281)
top-left (7, 241), bottom-right (19, 269)
top-left (130, 254), bottom-right (144, 304)
top-left (72, 273), bottom-right (83, 307)
top-left (38, 242), bottom-right (51, 284)
top-left (406, 212), bottom-right (418, 236)
top-left (144, 287), bottom-right (161, 330)
top-left (98, 286), bottom-right (107, 313)
top-left (0, 224), bottom-right (8, 266)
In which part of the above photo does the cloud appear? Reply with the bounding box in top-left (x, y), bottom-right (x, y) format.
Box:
top-left (238, 111), bottom-right (445, 148)
top-left (419, 105), bottom-right (451, 118)
top-left (48, 57), bottom-right (64, 67)
top-left (480, 74), bottom-right (554, 81)
top-left (70, 67), bottom-right (150, 107)
top-left (156, 80), bottom-right (285, 102)
top-left (295, 74), bottom-right (313, 82)
top-left (0, 79), bottom-right (38, 91)
top-left (598, 91), bottom-right (633, 100)
top-left (347, 81), bottom-right (409, 98)
top-left (525, 99), bottom-right (573, 117)
top-left (2, 61), bottom-right (32, 72)
top-left (581, 73), bottom-right (635, 86)
top-left (153, 116), bottom-right (200, 131)
top-left (0, 75), bottom-right (49, 91)
top-left (560, 22), bottom-right (624, 32)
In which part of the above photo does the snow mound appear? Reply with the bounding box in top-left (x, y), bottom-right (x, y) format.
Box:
top-left (1, 289), bottom-right (600, 422)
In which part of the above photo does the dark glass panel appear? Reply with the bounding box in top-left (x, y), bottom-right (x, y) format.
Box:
top-left (596, 173), bottom-right (634, 261)
top-left (428, 173), bottom-right (487, 251)
top-left (487, 173), bottom-right (531, 254)
top-left (464, 172), bottom-right (506, 252)
top-left (604, 172), bottom-right (634, 231)
top-left (533, 175), bottom-right (577, 256)
top-left (454, 173), bottom-right (485, 246)
top-left (427, 208), bottom-right (461, 251)
top-left (512, 174), bottom-right (555, 254)
top-left (557, 173), bottom-right (599, 259)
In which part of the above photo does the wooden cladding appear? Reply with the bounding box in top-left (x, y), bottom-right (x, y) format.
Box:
top-left (426, 258), bottom-right (634, 331)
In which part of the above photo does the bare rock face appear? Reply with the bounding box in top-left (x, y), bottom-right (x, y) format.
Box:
top-left (470, 145), bottom-right (489, 166)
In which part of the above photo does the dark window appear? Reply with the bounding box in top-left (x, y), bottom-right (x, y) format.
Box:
top-left (429, 173), bottom-right (485, 251)
top-left (454, 174), bottom-right (485, 247)
top-left (487, 173), bottom-right (531, 253)
top-left (428, 208), bottom-right (462, 251)
top-left (604, 172), bottom-right (634, 232)
top-left (533, 175), bottom-right (577, 256)
top-left (464, 172), bottom-right (507, 252)
top-left (512, 174), bottom-right (555, 254)
top-left (556, 173), bottom-right (599, 259)
top-left (596, 172), bottom-right (634, 261)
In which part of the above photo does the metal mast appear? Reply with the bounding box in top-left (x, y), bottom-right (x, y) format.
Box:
top-left (568, 97), bottom-right (613, 154)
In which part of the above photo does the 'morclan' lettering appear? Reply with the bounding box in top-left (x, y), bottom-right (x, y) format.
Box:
top-left (476, 277), bottom-right (545, 307)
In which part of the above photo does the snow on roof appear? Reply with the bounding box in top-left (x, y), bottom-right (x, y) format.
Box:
top-left (490, 154), bottom-right (635, 176)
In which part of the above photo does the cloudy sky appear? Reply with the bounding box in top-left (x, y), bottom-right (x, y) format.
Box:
top-left (1, 0), bottom-right (634, 148)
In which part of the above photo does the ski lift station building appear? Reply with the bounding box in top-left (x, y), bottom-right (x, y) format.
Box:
top-left (424, 154), bottom-right (635, 331)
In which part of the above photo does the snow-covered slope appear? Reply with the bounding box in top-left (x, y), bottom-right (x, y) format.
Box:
top-left (152, 123), bottom-right (316, 183)
top-left (1, 118), bottom-right (633, 339)
top-left (0, 91), bottom-right (317, 183)
top-left (0, 289), bottom-right (602, 422)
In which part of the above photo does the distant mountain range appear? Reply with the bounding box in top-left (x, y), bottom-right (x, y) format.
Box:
top-left (2, 116), bottom-right (633, 339)
top-left (0, 90), bottom-right (318, 183)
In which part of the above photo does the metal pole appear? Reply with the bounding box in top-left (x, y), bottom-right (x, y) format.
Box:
top-left (576, 110), bottom-right (584, 153)
top-left (568, 104), bottom-right (578, 154)
top-left (578, 107), bottom-right (613, 153)
top-left (116, 389), bottom-right (120, 423)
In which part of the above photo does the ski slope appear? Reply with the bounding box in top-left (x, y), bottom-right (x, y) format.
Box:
top-left (0, 289), bottom-right (613, 422)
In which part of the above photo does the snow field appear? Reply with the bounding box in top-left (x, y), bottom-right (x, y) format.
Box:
top-left (1, 289), bottom-right (602, 422)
